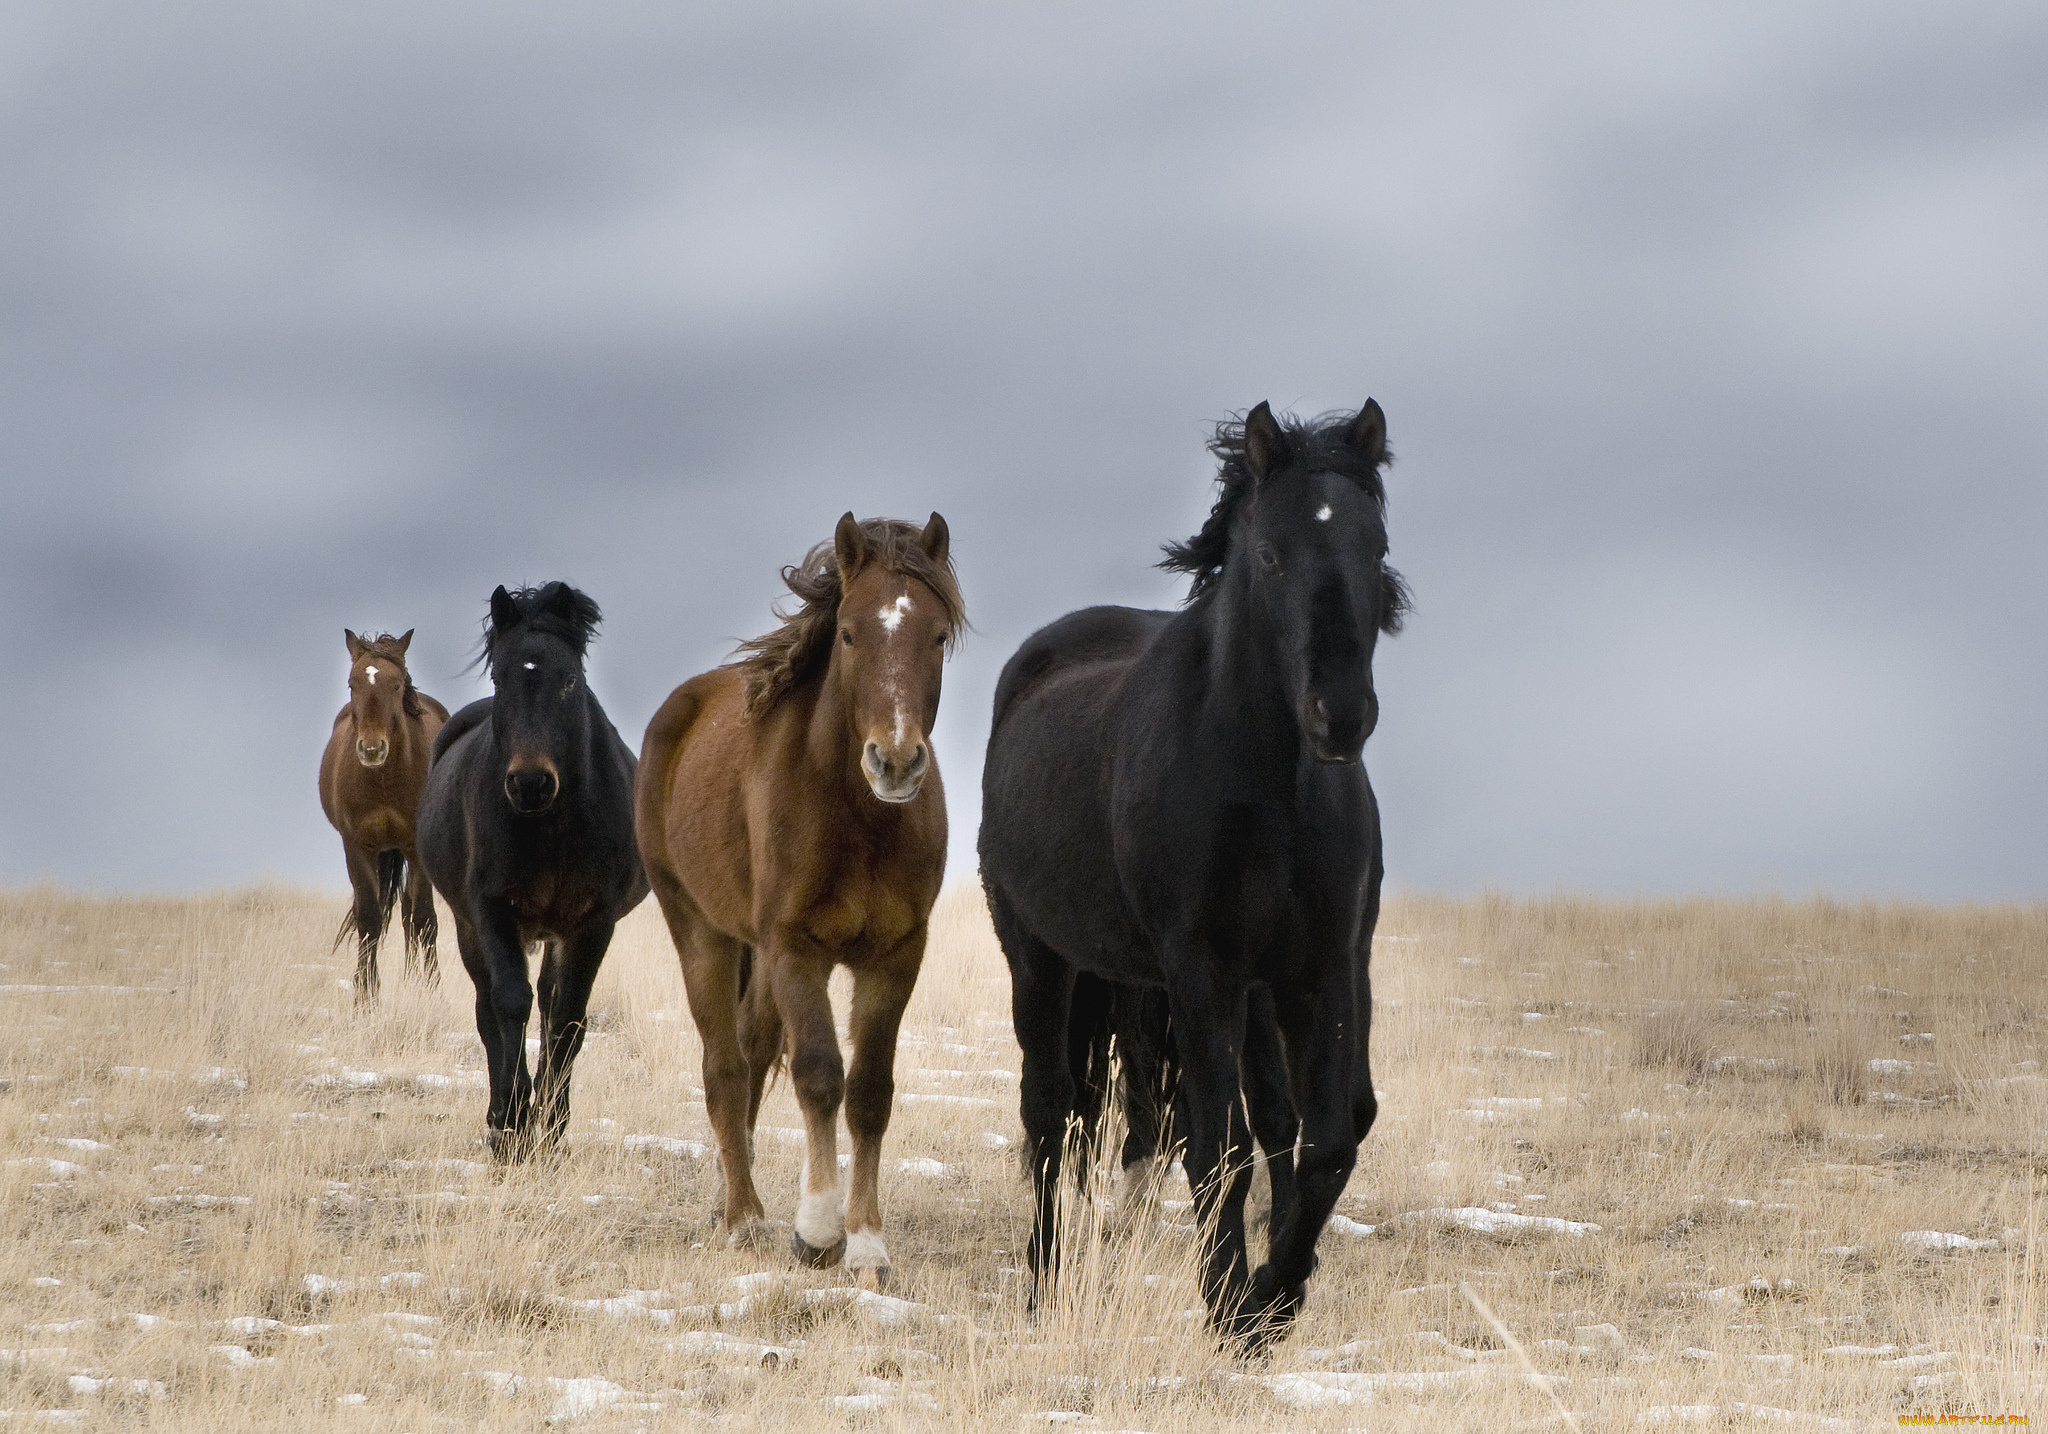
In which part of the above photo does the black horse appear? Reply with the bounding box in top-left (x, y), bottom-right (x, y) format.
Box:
top-left (979, 399), bottom-right (1407, 1350)
top-left (417, 583), bottom-right (649, 1158)
top-left (1065, 977), bottom-right (1302, 1248)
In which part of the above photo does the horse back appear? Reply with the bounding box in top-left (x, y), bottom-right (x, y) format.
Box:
top-left (637, 668), bottom-right (756, 933)
top-left (980, 606), bottom-right (1170, 981)
top-left (990, 605), bottom-right (1170, 734)
top-left (433, 698), bottom-right (492, 765)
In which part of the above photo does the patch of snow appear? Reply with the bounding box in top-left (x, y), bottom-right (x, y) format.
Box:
top-left (1899, 1230), bottom-right (1998, 1253)
top-left (6, 1158), bottom-right (82, 1178)
top-left (900, 1093), bottom-right (996, 1109)
top-left (208, 1344), bottom-right (271, 1367)
top-left (1400, 1207), bottom-right (1600, 1238)
top-left (1327, 1214), bottom-right (1377, 1238)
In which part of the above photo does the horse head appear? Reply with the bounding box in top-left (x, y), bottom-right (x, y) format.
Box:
top-left (829, 512), bottom-right (958, 804)
top-left (1228, 400), bottom-right (1408, 765)
top-left (482, 583), bottom-right (602, 815)
top-left (344, 628), bottom-right (416, 768)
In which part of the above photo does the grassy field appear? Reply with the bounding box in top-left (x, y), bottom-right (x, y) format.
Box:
top-left (1, 883), bottom-right (2043, 1431)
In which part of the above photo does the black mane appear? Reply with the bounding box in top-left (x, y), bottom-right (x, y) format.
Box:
top-left (479, 583), bottom-right (603, 677)
top-left (1160, 408), bottom-right (1395, 602)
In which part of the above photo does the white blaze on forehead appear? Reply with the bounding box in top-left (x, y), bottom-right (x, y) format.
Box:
top-left (1315, 504), bottom-right (1333, 522)
top-left (877, 592), bottom-right (913, 633)
top-left (523, 661), bottom-right (536, 671)
top-left (364, 665), bottom-right (378, 684)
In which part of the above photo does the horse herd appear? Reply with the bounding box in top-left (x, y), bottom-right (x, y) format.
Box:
top-left (317, 398), bottom-right (1406, 1353)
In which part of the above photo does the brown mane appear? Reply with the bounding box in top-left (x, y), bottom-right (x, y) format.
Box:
top-left (355, 632), bottom-right (425, 719)
top-left (730, 518), bottom-right (965, 718)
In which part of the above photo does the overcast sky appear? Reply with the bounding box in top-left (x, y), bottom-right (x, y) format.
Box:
top-left (2, 1), bottom-right (2042, 900)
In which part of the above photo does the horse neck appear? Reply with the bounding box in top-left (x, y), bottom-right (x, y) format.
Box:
top-left (1190, 577), bottom-right (1304, 774)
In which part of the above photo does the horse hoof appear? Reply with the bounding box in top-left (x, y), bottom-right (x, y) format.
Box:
top-left (723, 1218), bottom-right (769, 1251)
top-left (486, 1129), bottom-right (528, 1163)
top-left (1227, 1266), bottom-right (1306, 1356)
top-left (854, 1264), bottom-right (891, 1293)
top-left (791, 1229), bottom-right (846, 1269)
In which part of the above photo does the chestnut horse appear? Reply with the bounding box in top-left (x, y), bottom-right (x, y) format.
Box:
top-left (636, 514), bottom-right (962, 1286)
top-left (319, 629), bottom-right (449, 1002)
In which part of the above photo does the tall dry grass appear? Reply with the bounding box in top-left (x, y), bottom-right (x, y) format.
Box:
top-left (1, 883), bottom-right (2043, 1429)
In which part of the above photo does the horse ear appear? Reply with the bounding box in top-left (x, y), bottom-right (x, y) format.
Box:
top-left (1244, 401), bottom-right (1287, 486)
top-left (538, 581), bottom-right (574, 620)
top-left (834, 512), bottom-right (868, 576)
top-left (918, 511), bottom-right (949, 566)
top-left (1344, 398), bottom-right (1387, 467)
top-left (489, 585), bottom-right (519, 632)
top-left (395, 629), bottom-right (414, 656)
top-left (344, 629), bottom-right (366, 661)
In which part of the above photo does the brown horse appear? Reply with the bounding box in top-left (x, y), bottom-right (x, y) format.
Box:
top-left (636, 514), bottom-right (962, 1286)
top-left (320, 629), bottom-right (449, 1002)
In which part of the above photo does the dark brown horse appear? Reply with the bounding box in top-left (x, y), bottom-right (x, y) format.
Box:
top-left (636, 514), bottom-right (962, 1287)
top-left (319, 629), bottom-right (449, 1001)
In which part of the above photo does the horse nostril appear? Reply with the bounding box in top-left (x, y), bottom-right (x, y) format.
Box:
top-left (907, 744), bottom-right (927, 776)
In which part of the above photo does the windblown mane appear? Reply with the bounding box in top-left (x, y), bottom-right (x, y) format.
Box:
top-left (355, 632), bottom-right (427, 719)
top-left (478, 583), bottom-right (603, 677)
top-left (1160, 408), bottom-right (1396, 603)
top-left (732, 519), bottom-right (966, 717)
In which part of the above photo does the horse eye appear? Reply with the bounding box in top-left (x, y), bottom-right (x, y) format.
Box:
top-left (1256, 544), bottom-right (1282, 574)
top-left (841, 630), bottom-right (854, 646)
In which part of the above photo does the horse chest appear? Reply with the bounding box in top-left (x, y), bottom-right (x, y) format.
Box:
top-left (798, 864), bottom-right (919, 958)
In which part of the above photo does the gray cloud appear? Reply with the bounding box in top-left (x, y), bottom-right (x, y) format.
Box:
top-left (2, 0), bottom-right (2042, 897)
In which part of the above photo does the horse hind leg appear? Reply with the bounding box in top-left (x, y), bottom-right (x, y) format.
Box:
top-left (662, 894), bottom-right (768, 1244)
top-left (736, 947), bottom-right (783, 1142)
top-left (338, 841), bottom-right (387, 1005)
top-left (1110, 983), bottom-right (1177, 1241)
top-left (987, 881), bottom-right (1078, 1311)
top-left (401, 857), bottom-right (440, 985)
top-left (841, 931), bottom-right (927, 1290)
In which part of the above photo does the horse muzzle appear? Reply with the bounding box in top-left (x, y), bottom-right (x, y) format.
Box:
top-left (862, 740), bottom-right (928, 804)
top-left (504, 765), bottom-right (559, 814)
top-left (355, 738), bottom-right (390, 768)
top-left (1303, 695), bottom-right (1373, 765)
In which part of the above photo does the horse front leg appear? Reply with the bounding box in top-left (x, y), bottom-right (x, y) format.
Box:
top-left (472, 906), bottom-right (535, 1158)
top-left (768, 938), bottom-right (847, 1269)
top-left (1248, 956), bottom-right (1367, 1351)
top-left (1242, 985), bottom-right (1301, 1249)
top-left (534, 920), bottom-right (613, 1150)
top-left (842, 927), bottom-right (926, 1290)
top-left (1159, 950), bottom-right (1257, 1347)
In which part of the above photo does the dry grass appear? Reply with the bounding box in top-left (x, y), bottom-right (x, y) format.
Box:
top-left (2, 883), bottom-right (2045, 1430)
